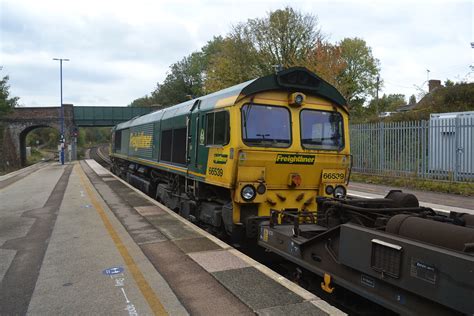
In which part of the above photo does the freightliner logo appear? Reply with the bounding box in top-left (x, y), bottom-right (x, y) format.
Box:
top-left (275, 154), bottom-right (315, 165)
top-left (213, 153), bottom-right (228, 164)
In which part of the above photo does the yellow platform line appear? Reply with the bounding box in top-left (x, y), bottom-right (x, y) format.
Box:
top-left (76, 164), bottom-right (168, 316)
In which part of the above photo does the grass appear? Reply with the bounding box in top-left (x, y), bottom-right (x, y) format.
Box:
top-left (26, 148), bottom-right (56, 165)
top-left (26, 148), bottom-right (44, 165)
top-left (350, 172), bottom-right (474, 196)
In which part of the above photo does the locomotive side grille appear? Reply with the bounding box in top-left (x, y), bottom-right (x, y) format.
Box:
top-left (370, 239), bottom-right (402, 278)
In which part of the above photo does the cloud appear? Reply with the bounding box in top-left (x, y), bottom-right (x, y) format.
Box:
top-left (1, 0), bottom-right (472, 106)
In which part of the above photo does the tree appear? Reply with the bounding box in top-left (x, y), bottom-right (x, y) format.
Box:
top-left (336, 38), bottom-right (381, 108)
top-left (129, 95), bottom-right (156, 107)
top-left (304, 40), bottom-right (346, 87)
top-left (130, 37), bottom-right (227, 107)
top-left (152, 54), bottom-right (203, 106)
top-left (244, 7), bottom-right (322, 72)
top-left (444, 79), bottom-right (455, 87)
top-left (204, 33), bottom-right (261, 92)
top-left (0, 68), bottom-right (19, 117)
top-left (367, 94), bottom-right (406, 116)
top-left (408, 94), bottom-right (417, 105)
top-left (205, 7), bottom-right (323, 90)
top-left (26, 127), bottom-right (60, 148)
top-left (239, 7), bottom-right (323, 74)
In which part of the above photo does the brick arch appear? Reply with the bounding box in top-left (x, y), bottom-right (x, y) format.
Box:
top-left (0, 105), bottom-right (75, 169)
top-left (19, 124), bottom-right (60, 166)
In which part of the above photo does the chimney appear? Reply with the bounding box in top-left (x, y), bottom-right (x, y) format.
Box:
top-left (428, 79), bottom-right (441, 93)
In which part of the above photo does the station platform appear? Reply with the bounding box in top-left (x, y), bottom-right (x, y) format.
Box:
top-left (0, 161), bottom-right (342, 315)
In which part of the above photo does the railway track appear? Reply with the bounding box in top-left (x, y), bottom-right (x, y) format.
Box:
top-left (89, 145), bottom-right (111, 168)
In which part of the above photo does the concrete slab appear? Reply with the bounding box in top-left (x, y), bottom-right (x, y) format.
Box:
top-left (135, 205), bottom-right (167, 217)
top-left (0, 216), bottom-right (35, 246)
top-left (173, 237), bottom-right (223, 254)
top-left (0, 162), bottom-right (48, 190)
top-left (85, 159), bottom-right (110, 176)
top-left (106, 180), bottom-right (153, 207)
top-left (141, 241), bottom-right (254, 315)
top-left (227, 248), bottom-right (319, 302)
top-left (0, 161), bottom-right (46, 181)
top-left (146, 214), bottom-right (202, 240)
top-left (189, 249), bottom-right (250, 273)
top-left (80, 172), bottom-right (167, 246)
top-left (0, 164), bottom-right (64, 215)
top-left (212, 267), bottom-right (304, 310)
top-left (0, 249), bottom-right (16, 282)
top-left (257, 301), bottom-right (329, 316)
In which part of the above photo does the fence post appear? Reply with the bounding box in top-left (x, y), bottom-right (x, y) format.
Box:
top-left (454, 116), bottom-right (461, 181)
top-left (379, 122), bottom-right (384, 172)
top-left (421, 120), bottom-right (427, 179)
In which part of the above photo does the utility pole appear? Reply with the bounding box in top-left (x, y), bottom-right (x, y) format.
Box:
top-left (375, 75), bottom-right (380, 115)
top-left (53, 58), bottom-right (69, 165)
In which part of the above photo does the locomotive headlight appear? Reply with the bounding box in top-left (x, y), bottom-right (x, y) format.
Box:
top-left (241, 185), bottom-right (256, 201)
top-left (325, 185), bottom-right (334, 195)
top-left (295, 94), bottom-right (304, 105)
top-left (289, 92), bottom-right (306, 107)
top-left (334, 185), bottom-right (346, 198)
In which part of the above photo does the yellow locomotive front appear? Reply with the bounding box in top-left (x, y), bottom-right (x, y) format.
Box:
top-left (197, 68), bottom-right (350, 238)
top-left (230, 90), bottom-right (350, 232)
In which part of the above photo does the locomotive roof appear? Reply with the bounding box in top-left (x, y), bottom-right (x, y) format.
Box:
top-left (115, 67), bottom-right (346, 130)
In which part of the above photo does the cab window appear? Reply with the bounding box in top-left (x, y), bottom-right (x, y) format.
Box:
top-left (241, 104), bottom-right (291, 147)
top-left (300, 109), bottom-right (344, 150)
top-left (206, 111), bottom-right (230, 146)
top-left (114, 130), bottom-right (122, 151)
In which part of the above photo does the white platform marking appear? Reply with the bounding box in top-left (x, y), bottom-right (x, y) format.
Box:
top-left (85, 159), bottom-right (109, 176)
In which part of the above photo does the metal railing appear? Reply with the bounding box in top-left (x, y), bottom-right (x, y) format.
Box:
top-left (350, 117), bottom-right (474, 182)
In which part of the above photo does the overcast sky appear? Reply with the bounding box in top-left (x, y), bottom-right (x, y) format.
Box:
top-left (1, 0), bottom-right (472, 107)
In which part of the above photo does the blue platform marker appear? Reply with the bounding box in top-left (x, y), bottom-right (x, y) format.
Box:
top-left (103, 266), bottom-right (124, 276)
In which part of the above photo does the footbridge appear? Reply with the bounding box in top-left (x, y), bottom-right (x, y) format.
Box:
top-left (0, 105), bottom-right (154, 169)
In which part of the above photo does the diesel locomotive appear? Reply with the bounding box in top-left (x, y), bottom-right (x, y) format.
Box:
top-left (110, 67), bottom-right (474, 315)
top-left (110, 67), bottom-right (350, 238)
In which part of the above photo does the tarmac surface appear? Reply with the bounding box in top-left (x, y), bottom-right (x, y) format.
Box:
top-left (348, 182), bottom-right (474, 214)
top-left (0, 161), bottom-right (339, 315)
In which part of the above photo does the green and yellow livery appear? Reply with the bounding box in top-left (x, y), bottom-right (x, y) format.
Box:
top-left (110, 67), bottom-right (351, 238)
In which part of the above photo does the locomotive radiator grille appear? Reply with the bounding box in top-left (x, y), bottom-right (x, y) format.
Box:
top-left (370, 239), bottom-right (402, 278)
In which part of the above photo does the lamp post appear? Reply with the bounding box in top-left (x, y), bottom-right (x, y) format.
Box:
top-left (53, 58), bottom-right (69, 165)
